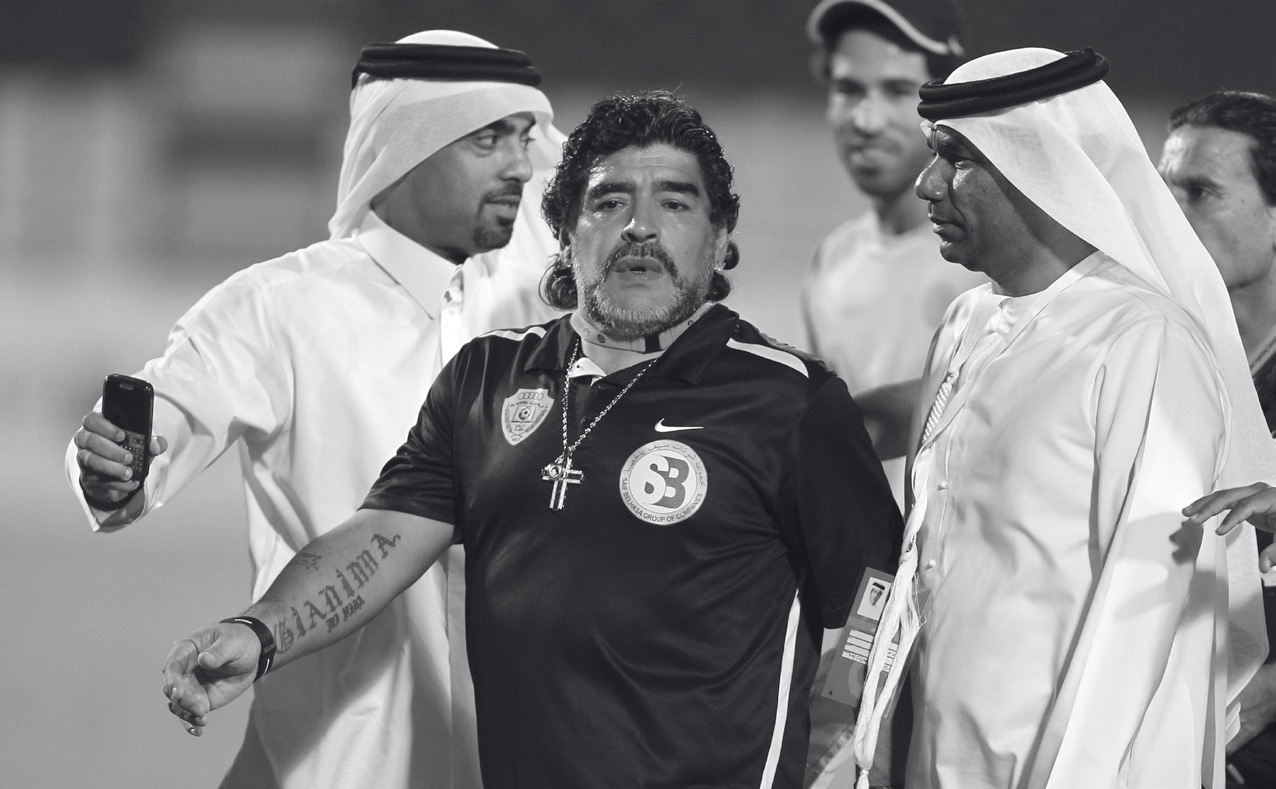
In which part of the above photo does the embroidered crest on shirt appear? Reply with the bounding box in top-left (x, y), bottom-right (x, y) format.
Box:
top-left (501, 388), bottom-right (552, 446)
top-left (618, 440), bottom-right (708, 525)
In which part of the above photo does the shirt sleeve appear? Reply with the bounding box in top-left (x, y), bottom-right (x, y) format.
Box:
top-left (1031, 316), bottom-right (1228, 788)
top-left (784, 372), bottom-right (905, 628)
top-left (360, 351), bottom-right (461, 537)
top-left (64, 268), bottom-right (292, 532)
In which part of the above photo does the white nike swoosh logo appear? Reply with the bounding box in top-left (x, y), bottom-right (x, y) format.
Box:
top-left (654, 419), bottom-right (703, 433)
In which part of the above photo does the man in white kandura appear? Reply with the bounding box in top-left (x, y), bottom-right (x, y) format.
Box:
top-left (67, 30), bottom-right (563, 789)
top-left (850, 48), bottom-right (1276, 789)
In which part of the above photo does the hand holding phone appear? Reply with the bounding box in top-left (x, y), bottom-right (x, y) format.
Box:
top-left (100, 373), bottom-right (155, 482)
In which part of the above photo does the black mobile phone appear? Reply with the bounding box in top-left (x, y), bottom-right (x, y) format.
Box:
top-left (102, 374), bottom-right (154, 482)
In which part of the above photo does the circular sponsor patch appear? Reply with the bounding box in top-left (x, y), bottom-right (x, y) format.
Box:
top-left (618, 440), bottom-right (708, 525)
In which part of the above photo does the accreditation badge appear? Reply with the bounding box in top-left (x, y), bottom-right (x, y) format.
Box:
top-left (501, 388), bottom-right (552, 446)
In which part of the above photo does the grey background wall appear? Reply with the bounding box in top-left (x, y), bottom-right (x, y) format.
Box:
top-left (4, 1), bottom-right (1274, 785)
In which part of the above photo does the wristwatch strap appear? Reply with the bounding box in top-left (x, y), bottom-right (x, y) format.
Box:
top-left (220, 616), bottom-right (276, 682)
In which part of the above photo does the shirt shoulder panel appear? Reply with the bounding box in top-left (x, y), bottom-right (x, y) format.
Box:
top-left (724, 318), bottom-right (838, 386)
top-left (724, 337), bottom-right (809, 379)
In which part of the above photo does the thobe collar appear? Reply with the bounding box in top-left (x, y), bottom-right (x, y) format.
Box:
top-left (918, 251), bottom-right (1106, 451)
top-left (355, 209), bottom-right (462, 318)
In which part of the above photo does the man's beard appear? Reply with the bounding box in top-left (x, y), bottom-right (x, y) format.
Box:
top-left (473, 220), bottom-right (515, 254)
top-left (575, 241), bottom-right (713, 339)
top-left (472, 185), bottom-right (522, 253)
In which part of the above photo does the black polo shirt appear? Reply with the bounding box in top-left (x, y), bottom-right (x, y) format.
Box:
top-left (364, 304), bottom-right (901, 789)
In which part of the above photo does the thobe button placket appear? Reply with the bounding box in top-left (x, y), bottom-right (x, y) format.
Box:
top-left (439, 275), bottom-right (465, 362)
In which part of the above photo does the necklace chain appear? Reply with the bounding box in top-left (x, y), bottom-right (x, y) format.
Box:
top-left (541, 338), bottom-right (656, 511)
top-left (558, 339), bottom-right (656, 457)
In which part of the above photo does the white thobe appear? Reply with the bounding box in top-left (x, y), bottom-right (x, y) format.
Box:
top-left (802, 213), bottom-right (986, 508)
top-left (907, 254), bottom-right (1232, 789)
top-left (64, 210), bottom-right (559, 788)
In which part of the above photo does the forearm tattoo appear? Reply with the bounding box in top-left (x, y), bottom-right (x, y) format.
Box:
top-left (272, 532), bottom-right (403, 654)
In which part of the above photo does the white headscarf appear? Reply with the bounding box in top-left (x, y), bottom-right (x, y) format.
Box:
top-left (327, 29), bottom-right (564, 247)
top-left (851, 47), bottom-right (1276, 788)
top-left (926, 47), bottom-right (1274, 491)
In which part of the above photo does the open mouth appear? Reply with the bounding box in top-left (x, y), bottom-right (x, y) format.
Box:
top-left (611, 257), bottom-right (665, 275)
top-left (604, 242), bottom-right (675, 279)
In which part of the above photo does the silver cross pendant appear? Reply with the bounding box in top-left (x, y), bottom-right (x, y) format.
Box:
top-left (541, 454), bottom-right (584, 511)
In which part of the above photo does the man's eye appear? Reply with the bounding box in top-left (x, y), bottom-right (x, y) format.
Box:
top-left (472, 134), bottom-right (499, 149)
top-left (937, 145), bottom-right (971, 167)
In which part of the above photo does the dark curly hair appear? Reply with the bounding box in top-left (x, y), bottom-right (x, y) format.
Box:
top-left (540, 91), bottom-right (741, 310)
top-left (1169, 90), bottom-right (1276, 207)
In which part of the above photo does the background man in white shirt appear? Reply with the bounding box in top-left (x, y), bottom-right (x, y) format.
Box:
top-left (65, 29), bottom-right (562, 789)
top-left (801, 0), bottom-right (984, 503)
top-left (851, 48), bottom-right (1276, 789)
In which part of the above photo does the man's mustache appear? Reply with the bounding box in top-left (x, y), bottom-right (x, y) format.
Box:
top-left (483, 184), bottom-right (524, 203)
top-left (603, 242), bottom-right (676, 276)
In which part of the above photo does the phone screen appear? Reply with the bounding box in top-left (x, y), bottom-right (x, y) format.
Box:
top-left (102, 374), bottom-right (154, 480)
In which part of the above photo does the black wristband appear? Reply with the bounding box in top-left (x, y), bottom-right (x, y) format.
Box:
top-left (220, 616), bottom-right (276, 682)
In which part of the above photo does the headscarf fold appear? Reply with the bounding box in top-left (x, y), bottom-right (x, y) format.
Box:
top-left (328, 30), bottom-right (564, 243)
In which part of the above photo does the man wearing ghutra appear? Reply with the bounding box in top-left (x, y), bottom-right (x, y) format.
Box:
top-left (159, 90), bottom-right (903, 789)
top-left (68, 30), bottom-right (563, 789)
top-left (848, 49), bottom-right (1276, 789)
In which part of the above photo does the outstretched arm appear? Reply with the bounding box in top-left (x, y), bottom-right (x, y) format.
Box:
top-left (161, 507), bottom-right (453, 734)
top-left (1183, 482), bottom-right (1276, 571)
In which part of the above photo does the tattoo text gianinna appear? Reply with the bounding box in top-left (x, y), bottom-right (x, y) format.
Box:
top-left (273, 532), bottom-right (402, 653)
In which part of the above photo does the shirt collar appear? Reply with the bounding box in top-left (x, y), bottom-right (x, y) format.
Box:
top-left (570, 302), bottom-right (714, 356)
top-left (525, 304), bottom-right (738, 384)
top-left (355, 209), bottom-right (459, 318)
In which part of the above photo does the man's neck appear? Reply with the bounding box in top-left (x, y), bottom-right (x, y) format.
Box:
top-left (872, 189), bottom-right (930, 236)
top-left (571, 303), bottom-right (711, 376)
top-left (1229, 275), bottom-right (1276, 358)
top-left (370, 202), bottom-right (466, 265)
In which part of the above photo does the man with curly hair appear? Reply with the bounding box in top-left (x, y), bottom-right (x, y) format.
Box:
top-left (159, 90), bottom-right (902, 789)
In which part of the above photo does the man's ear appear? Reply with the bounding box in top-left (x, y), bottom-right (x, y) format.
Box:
top-left (713, 227), bottom-right (729, 268)
top-left (558, 226), bottom-right (575, 250)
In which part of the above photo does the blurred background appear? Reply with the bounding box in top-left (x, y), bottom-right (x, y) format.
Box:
top-left (5, 1), bottom-right (1275, 785)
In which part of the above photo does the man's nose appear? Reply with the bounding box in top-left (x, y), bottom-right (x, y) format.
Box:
top-left (849, 94), bottom-right (886, 133)
top-left (915, 158), bottom-right (945, 201)
top-left (502, 144), bottom-right (534, 183)
top-left (622, 202), bottom-right (658, 243)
